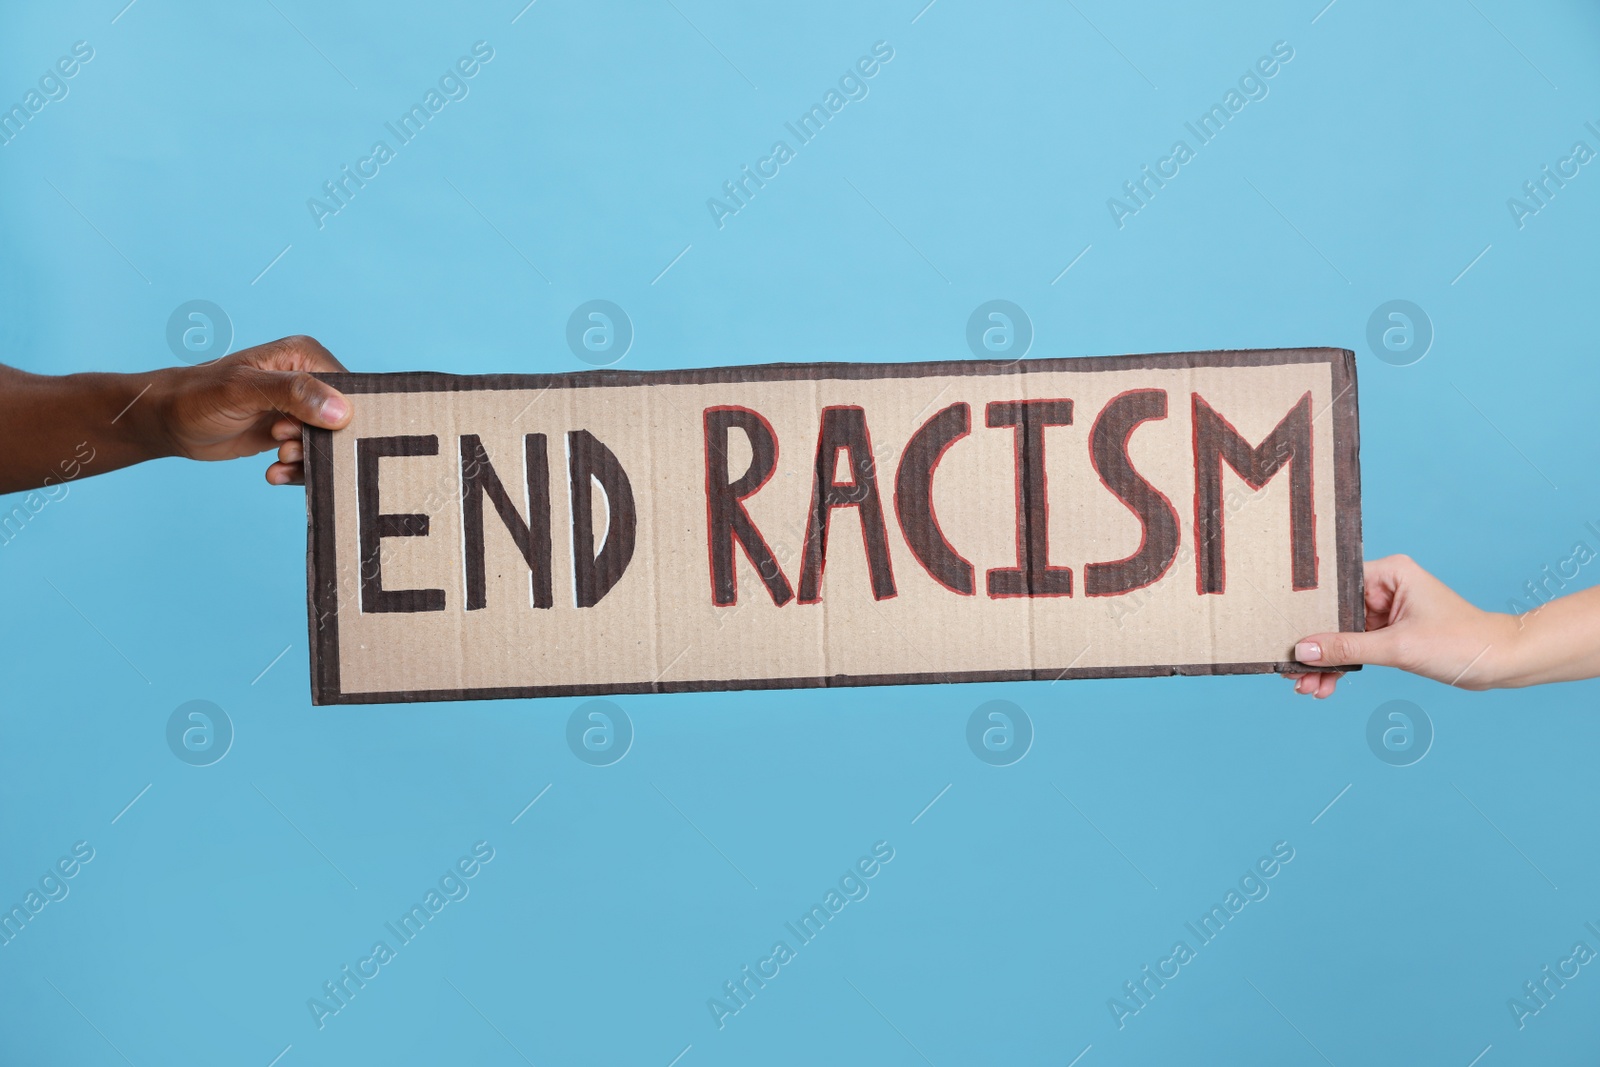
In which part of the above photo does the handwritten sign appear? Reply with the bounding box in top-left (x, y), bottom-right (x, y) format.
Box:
top-left (303, 348), bottom-right (1362, 704)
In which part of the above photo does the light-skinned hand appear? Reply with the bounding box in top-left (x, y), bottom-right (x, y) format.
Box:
top-left (1286, 554), bottom-right (1600, 697)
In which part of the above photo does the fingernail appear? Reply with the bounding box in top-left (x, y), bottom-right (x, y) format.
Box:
top-left (1295, 641), bottom-right (1321, 663)
top-left (321, 395), bottom-right (349, 423)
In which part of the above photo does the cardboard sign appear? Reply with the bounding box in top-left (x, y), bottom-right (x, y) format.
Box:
top-left (303, 348), bottom-right (1362, 704)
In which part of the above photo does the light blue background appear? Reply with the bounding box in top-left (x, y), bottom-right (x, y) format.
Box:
top-left (3, 1), bottom-right (1598, 1064)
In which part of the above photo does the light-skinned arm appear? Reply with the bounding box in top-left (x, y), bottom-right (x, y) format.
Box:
top-left (1286, 554), bottom-right (1600, 697)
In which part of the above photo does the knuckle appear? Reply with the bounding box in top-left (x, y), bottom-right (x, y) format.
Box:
top-left (288, 371), bottom-right (319, 406)
top-left (263, 334), bottom-right (320, 367)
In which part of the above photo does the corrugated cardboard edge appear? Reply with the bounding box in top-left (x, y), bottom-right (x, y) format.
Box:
top-left (1330, 348), bottom-right (1364, 635)
top-left (304, 422), bottom-right (342, 706)
top-left (303, 347), bottom-right (1363, 706)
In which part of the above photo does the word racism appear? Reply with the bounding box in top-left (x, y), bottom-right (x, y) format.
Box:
top-left (1507, 119), bottom-right (1600, 230)
top-left (0, 841), bottom-right (95, 947)
top-left (1508, 920), bottom-right (1600, 1029)
top-left (308, 42), bottom-right (495, 230)
top-left (1108, 41), bottom-right (1294, 230)
top-left (1108, 841), bottom-right (1295, 1029)
top-left (708, 841), bottom-right (895, 1029)
top-left (306, 841), bottom-right (495, 1029)
top-left (0, 41), bottom-right (94, 147)
top-left (707, 41), bottom-right (895, 230)
top-left (351, 388), bottom-right (1319, 614)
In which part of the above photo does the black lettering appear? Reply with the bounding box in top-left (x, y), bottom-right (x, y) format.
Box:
top-left (704, 407), bottom-right (793, 606)
top-left (1085, 390), bottom-right (1179, 596)
top-left (356, 435), bottom-right (445, 613)
top-left (893, 403), bottom-right (974, 595)
top-left (798, 406), bottom-right (896, 603)
top-left (1191, 391), bottom-right (1316, 594)
top-left (985, 399), bottom-right (1073, 598)
top-left (568, 430), bottom-right (637, 608)
top-left (459, 434), bottom-right (553, 611)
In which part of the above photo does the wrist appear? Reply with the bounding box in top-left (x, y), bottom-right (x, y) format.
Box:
top-left (1478, 610), bottom-right (1536, 689)
top-left (112, 367), bottom-right (182, 461)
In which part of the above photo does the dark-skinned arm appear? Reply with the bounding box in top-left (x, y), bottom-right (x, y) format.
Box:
top-left (0, 335), bottom-right (353, 493)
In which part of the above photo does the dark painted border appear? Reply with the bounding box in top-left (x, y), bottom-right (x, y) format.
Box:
top-left (305, 347), bottom-right (1362, 705)
top-left (304, 425), bottom-right (342, 704)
